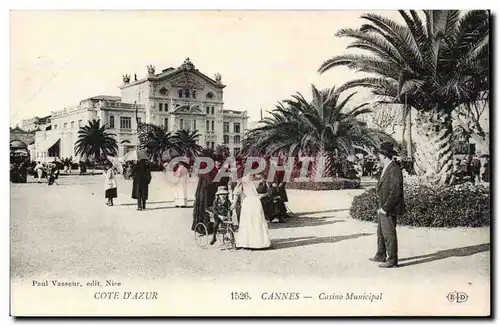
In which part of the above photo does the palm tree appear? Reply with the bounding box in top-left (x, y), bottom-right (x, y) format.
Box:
top-left (74, 119), bottom-right (118, 161)
top-left (214, 144), bottom-right (231, 162)
top-left (172, 129), bottom-right (203, 160)
top-left (319, 10), bottom-right (489, 184)
top-left (242, 85), bottom-right (394, 177)
top-left (138, 123), bottom-right (173, 164)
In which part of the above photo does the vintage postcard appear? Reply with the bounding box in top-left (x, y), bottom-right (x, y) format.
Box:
top-left (9, 9), bottom-right (490, 316)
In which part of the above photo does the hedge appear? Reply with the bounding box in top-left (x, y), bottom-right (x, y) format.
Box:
top-left (350, 182), bottom-right (490, 227)
top-left (286, 178), bottom-right (361, 191)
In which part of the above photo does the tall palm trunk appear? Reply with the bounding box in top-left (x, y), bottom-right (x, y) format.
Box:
top-left (412, 108), bottom-right (454, 185)
top-left (311, 146), bottom-right (333, 180)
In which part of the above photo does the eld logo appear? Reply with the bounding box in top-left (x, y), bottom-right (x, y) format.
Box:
top-left (447, 291), bottom-right (469, 303)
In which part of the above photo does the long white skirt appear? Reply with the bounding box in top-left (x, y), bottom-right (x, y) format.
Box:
top-left (174, 178), bottom-right (188, 206)
top-left (236, 195), bottom-right (271, 249)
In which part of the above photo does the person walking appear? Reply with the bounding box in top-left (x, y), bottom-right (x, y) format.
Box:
top-left (131, 159), bottom-right (152, 211)
top-left (104, 163), bottom-right (118, 206)
top-left (370, 142), bottom-right (405, 268)
top-left (34, 161), bottom-right (44, 183)
top-left (173, 161), bottom-right (189, 208)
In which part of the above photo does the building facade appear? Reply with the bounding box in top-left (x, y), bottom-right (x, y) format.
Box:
top-left (19, 115), bottom-right (51, 132)
top-left (32, 58), bottom-right (248, 162)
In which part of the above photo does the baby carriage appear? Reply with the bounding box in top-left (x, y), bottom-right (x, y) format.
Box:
top-left (193, 206), bottom-right (237, 250)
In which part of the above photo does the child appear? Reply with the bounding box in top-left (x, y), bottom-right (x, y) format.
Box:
top-left (210, 186), bottom-right (231, 245)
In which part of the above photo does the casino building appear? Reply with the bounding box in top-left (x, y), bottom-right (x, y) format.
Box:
top-left (32, 58), bottom-right (249, 161)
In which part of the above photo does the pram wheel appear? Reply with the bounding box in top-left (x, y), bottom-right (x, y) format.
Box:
top-left (223, 227), bottom-right (236, 250)
top-left (194, 222), bottom-right (209, 248)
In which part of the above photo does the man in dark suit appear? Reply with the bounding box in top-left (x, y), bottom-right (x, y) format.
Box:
top-left (370, 142), bottom-right (405, 268)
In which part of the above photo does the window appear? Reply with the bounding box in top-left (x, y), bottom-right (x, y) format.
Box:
top-left (193, 120), bottom-right (197, 130)
top-left (234, 148), bottom-right (240, 157)
top-left (206, 142), bottom-right (210, 148)
top-left (211, 107), bottom-right (214, 115)
top-left (223, 122), bottom-right (229, 133)
top-left (64, 122), bottom-right (67, 129)
top-left (206, 107), bottom-right (210, 115)
top-left (206, 120), bottom-right (210, 131)
top-left (223, 135), bottom-right (229, 144)
top-left (109, 116), bottom-right (115, 128)
top-left (206, 92), bottom-right (214, 99)
top-left (71, 121), bottom-right (75, 129)
top-left (120, 116), bottom-right (132, 130)
top-left (184, 89), bottom-right (190, 98)
top-left (234, 123), bottom-right (241, 133)
top-left (165, 103), bottom-right (168, 112)
top-left (159, 103), bottom-right (163, 111)
top-left (234, 135), bottom-right (240, 144)
top-left (211, 142), bottom-right (215, 149)
top-left (192, 90), bottom-right (196, 99)
top-left (178, 89), bottom-right (183, 98)
top-left (211, 120), bottom-right (214, 131)
top-left (137, 117), bottom-right (141, 125)
top-left (160, 87), bottom-right (168, 95)
top-left (78, 120), bottom-right (82, 127)
top-left (164, 118), bottom-right (168, 129)
top-left (180, 119), bottom-right (184, 129)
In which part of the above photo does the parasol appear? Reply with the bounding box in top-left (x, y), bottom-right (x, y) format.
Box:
top-left (107, 156), bottom-right (124, 174)
top-left (123, 149), bottom-right (148, 162)
top-left (161, 148), bottom-right (181, 161)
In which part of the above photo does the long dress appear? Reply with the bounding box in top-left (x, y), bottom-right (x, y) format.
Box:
top-left (131, 161), bottom-right (152, 200)
top-left (236, 175), bottom-right (272, 249)
top-left (104, 168), bottom-right (118, 199)
top-left (174, 165), bottom-right (188, 207)
top-left (191, 167), bottom-right (218, 232)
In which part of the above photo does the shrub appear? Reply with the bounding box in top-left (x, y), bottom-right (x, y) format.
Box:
top-left (350, 182), bottom-right (490, 227)
top-left (286, 178), bottom-right (361, 191)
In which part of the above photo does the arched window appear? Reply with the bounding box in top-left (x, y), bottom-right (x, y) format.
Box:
top-left (206, 92), bottom-right (214, 99)
top-left (178, 89), bottom-right (183, 98)
top-left (192, 90), bottom-right (196, 99)
top-left (184, 89), bottom-right (190, 98)
top-left (223, 135), bottom-right (229, 144)
top-left (234, 135), bottom-right (241, 144)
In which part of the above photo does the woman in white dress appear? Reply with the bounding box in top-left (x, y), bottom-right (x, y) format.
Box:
top-left (235, 173), bottom-right (272, 249)
top-left (173, 162), bottom-right (189, 208)
top-left (103, 163), bottom-right (118, 206)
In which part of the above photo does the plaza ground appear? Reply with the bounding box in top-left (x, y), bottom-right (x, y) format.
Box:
top-left (10, 172), bottom-right (491, 315)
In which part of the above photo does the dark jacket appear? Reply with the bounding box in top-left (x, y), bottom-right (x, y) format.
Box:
top-left (213, 196), bottom-right (231, 218)
top-left (376, 161), bottom-right (405, 215)
top-left (131, 161), bottom-right (152, 200)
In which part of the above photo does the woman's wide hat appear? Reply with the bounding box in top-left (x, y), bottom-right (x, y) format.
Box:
top-left (215, 186), bottom-right (229, 195)
top-left (378, 142), bottom-right (398, 158)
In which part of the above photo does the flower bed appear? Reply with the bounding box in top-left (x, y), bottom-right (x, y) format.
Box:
top-left (350, 182), bottom-right (490, 227)
top-left (286, 178), bottom-right (361, 190)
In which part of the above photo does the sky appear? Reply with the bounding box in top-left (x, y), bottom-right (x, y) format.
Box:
top-left (10, 10), bottom-right (403, 126)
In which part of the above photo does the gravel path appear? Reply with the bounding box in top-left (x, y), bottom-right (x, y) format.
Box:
top-left (10, 173), bottom-right (490, 315)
